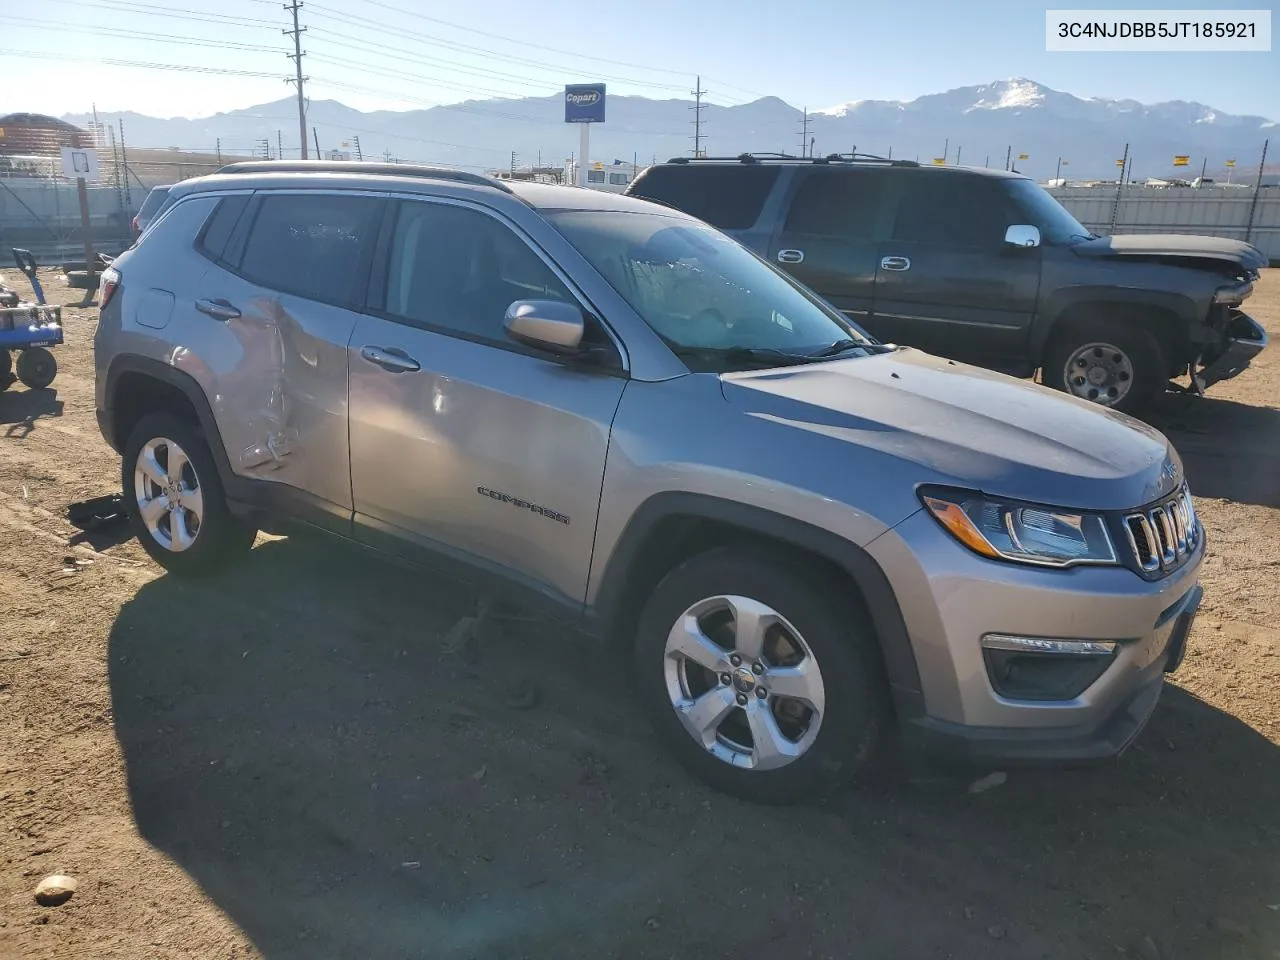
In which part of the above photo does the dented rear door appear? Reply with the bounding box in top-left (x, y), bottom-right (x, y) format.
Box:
top-left (190, 190), bottom-right (384, 522)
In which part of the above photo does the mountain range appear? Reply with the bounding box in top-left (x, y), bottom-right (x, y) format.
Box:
top-left (63, 78), bottom-right (1276, 181)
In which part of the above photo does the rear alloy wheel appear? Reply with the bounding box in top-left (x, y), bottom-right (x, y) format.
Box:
top-left (635, 547), bottom-right (886, 804)
top-left (1043, 320), bottom-right (1165, 415)
top-left (122, 413), bottom-right (255, 575)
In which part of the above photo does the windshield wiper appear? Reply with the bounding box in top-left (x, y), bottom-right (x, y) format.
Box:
top-left (809, 338), bottom-right (866, 358)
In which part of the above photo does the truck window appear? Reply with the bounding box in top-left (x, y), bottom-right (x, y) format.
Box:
top-left (784, 170), bottom-right (885, 239)
top-left (628, 165), bottom-right (780, 230)
top-left (891, 176), bottom-right (1010, 246)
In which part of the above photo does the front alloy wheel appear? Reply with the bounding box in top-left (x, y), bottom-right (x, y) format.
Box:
top-left (664, 595), bottom-right (825, 771)
top-left (635, 546), bottom-right (886, 804)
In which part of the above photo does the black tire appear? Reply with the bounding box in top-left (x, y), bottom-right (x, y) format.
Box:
top-left (634, 546), bottom-right (888, 804)
top-left (1042, 318), bottom-right (1166, 415)
top-left (0, 350), bottom-right (11, 391)
top-left (121, 412), bottom-right (256, 576)
top-left (15, 347), bottom-right (57, 389)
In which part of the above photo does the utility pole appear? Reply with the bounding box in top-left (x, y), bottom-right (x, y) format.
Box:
top-left (216, 137), bottom-right (222, 165)
top-left (313, 126), bottom-right (321, 159)
top-left (1199, 157), bottom-right (1208, 181)
top-left (984, 154), bottom-right (989, 168)
top-left (117, 118), bottom-right (132, 207)
top-left (798, 108), bottom-right (810, 157)
top-left (278, 129), bottom-right (284, 162)
top-left (1245, 139), bottom-right (1269, 245)
top-left (257, 138), bottom-right (271, 160)
top-left (955, 145), bottom-right (962, 166)
top-left (284, 0), bottom-right (309, 159)
top-left (887, 146), bottom-right (892, 160)
top-left (352, 136), bottom-right (363, 161)
top-left (510, 150), bottom-right (518, 174)
top-left (1110, 142), bottom-right (1129, 232)
top-left (690, 75), bottom-right (706, 157)
top-left (943, 138), bottom-right (949, 165)
top-left (1005, 145), bottom-right (1012, 171)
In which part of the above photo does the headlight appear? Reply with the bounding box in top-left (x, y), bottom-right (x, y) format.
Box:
top-left (920, 488), bottom-right (1117, 568)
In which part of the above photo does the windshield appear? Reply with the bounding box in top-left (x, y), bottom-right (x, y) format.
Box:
top-left (1001, 179), bottom-right (1095, 245)
top-left (545, 209), bottom-right (873, 371)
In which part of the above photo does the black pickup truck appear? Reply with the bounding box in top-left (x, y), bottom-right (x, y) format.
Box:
top-left (626, 155), bottom-right (1268, 414)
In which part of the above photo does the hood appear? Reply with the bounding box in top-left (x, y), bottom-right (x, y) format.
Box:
top-left (1073, 233), bottom-right (1266, 272)
top-left (720, 348), bottom-right (1182, 511)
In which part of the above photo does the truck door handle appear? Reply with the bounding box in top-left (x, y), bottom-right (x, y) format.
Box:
top-left (195, 298), bottom-right (241, 321)
top-left (880, 256), bottom-right (911, 272)
top-left (777, 249), bottom-right (805, 264)
top-left (360, 345), bottom-right (421, 373)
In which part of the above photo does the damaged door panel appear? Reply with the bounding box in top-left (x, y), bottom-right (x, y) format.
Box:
top-left (181, 191), bottom-right (384, 513)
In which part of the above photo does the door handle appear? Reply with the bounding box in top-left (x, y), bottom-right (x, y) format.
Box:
top-left (777, 249), bottom-right (805, 264)
top-left (195, 298), bottom-right (241, 321)
top-left (880, 256), bottom-right (911, 272)
top-left (360, 345), bottom-right (421, 373)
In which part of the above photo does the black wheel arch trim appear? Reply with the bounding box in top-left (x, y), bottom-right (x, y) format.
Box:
top-left (589, 491), bottom-right (926, 719)
top-left (1031, 286), bottom-right (1201, 362)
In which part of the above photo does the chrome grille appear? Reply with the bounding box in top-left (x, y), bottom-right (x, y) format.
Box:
top-left (1124, 487), bottom-right (1199, 574)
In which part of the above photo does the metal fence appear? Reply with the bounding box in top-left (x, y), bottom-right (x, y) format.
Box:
top-left (1046, 184), bottom-right (1280, 263)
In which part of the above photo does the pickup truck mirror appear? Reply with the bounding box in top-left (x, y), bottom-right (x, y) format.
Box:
top-left (1004, 224), bottom-right (1042, 249)
top-left (504, 299), bottom-right (585, 354)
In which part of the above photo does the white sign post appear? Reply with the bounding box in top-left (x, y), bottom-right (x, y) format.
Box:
top-left (60, 147), bottom-right (101, 289)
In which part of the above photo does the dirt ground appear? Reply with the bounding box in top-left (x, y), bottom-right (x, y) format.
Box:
top-left (1, 267), bottom-right (1278, 960)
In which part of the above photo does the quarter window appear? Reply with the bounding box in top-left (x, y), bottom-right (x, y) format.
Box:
top-left (238, 194), bottom-right (382, 306)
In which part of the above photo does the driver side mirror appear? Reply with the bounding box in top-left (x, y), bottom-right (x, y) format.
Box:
top-left (504, 300), bottom-right (585, 355)
top-left (1004, 224), bottom-right (1041, 249)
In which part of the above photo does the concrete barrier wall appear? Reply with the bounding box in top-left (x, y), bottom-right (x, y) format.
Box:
top-left (1047, 185), bottom-right (1280, 263)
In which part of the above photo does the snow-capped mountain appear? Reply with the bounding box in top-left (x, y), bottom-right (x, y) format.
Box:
top-left (64, 78), bottom-right (1274, 181)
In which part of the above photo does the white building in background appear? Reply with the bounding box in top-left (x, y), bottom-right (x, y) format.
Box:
top-left (489, 159), bottom-right (646, 192)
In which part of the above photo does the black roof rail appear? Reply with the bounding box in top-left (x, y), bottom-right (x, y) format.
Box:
top-left (662, 153), bottom-right (918, 168)
top-left (213, 160), bottom-right (513, 193)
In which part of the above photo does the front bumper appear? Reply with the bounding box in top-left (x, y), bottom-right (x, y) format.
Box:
top-left (866, 509), bottom-right (1205, 764)
top-left (1197, 309), bottom-right (1268, 391)
top-left (905, 584), bottom-right (1200, 764)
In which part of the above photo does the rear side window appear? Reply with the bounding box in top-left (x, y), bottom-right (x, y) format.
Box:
top-left (628, 165), bottom-right (780, 230)
top-left (137, 187), bottom-right (170, 219)
top-left (891, 175), bottom-right (1012, 246)
top-left (239, 194), bottom-right (382, 306)
top-left (784, 170), bottom-right (885, 239)
top-left (196, 194), bottom-right (250, 263)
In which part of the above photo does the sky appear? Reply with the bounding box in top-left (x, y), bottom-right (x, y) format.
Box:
top-left (2, 0), bottom-right (1277, 121)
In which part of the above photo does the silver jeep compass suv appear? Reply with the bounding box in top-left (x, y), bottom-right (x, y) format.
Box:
top-left (94, 161), bottom-right (1203, 803)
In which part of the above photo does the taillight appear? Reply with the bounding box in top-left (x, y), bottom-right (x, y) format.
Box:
top-left (99, 267), bottom-right (120, 310)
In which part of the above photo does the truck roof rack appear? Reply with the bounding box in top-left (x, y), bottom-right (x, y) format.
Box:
top-left (213, 160), bottom-right (513, 193)
top-left (664, 153), bottom-right (919, 168)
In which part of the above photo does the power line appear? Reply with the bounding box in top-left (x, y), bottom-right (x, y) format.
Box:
top-left (305, 0), bottom-right (698, 80)
top-left (19, 50), bottom-right (285, 78)
top-left (38, 0), bottom-right (281, 27)
top-left (284, 0), bottom-right (309, 160)
top-left (302, 4), bottom-right (693, 96)
top-left (7, 15), bottom-right (287, 52)
top-left (308, 53), bottom-right (556, 101)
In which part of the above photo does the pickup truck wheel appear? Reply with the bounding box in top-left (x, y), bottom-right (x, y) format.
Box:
top-left (634, 546), bottom-right (887, 804)
top-left (1043, 320), bottom-right (1165, 414)
top-left (121, 413), bottom-right (256, 576)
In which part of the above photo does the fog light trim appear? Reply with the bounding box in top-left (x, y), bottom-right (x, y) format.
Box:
top-left (981, 634), bottom-right (1117, 656)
